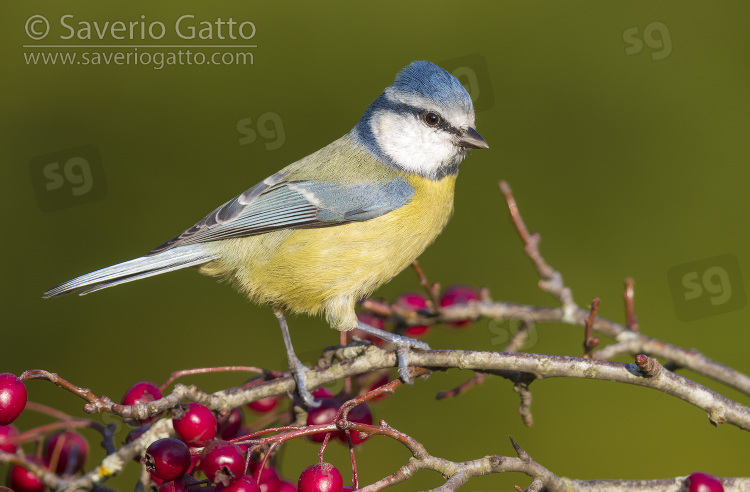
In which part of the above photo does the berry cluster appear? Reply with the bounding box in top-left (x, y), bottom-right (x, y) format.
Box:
top-left (0, 370), bottom-right (383, 491)
top-left (123, 379), bottom-right (361, 491)
top-left (354, 285), bottom-right (481, 342)
top-left (0, 285), bottom-right (507, 491)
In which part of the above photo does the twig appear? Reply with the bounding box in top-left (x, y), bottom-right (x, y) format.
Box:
top-left (411, 260), bottom-right (441, 313)
top-left (583, 298), bottom-right (601, 358)
top-left (11, 350), bottom-right (750, 489)
top-left (499, 181), bottom-right (577, 316)
top-left (435, 373), bottom-right (485, 400)
top-left (159, 366), bottom-right (268, 392)
top-left (623, 277), bottom-right (639, 332)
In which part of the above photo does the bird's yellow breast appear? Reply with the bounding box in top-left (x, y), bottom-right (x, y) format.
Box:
top-left (199, 173), bottom-right (456, 330)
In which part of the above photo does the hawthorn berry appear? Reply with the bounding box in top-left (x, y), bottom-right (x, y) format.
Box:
top-left (0, 373), bottom-right (27, 425)
top-left (121, 381), bottom-right (163, 425)
top-left (439, 285), bottom-right (480, 327)
top-left (199, 439), bottom-right (246, 487)
top-left (218, 407), bottom-right (244, 440)
top-left (45, 430), bottom-right (88, 474)
top-left (687, 472), bottom-right (724, 492)
top-left (247, 395), bottom-right (282, 414)
top-left (395, 293), bottom-right (430, 336)
top-left (257, 466), bottom-right (280, 492)
top-left (7, 456), bottom-right (46, 492)
top-left (0, 424), bottom-right (19, 453)
top-left (144, 438), bottom-right (192, 481)
top-left (312, 388), bottom-right (334, 399)
top-left (172, 402), bottom-right (217, 446)
top-left (337, 403), bottom-right (373, 445)
top-left (305, 398), bottom-right (339, 443)
top-left (298, 463), bottom-right (343, 492)
top-left (217, 475), bottom-right (261, 492)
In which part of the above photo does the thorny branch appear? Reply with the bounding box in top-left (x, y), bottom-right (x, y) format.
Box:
top-left (4, 181), bottom-right (749, 491)
top-left (5, 346), bottom-right (750, 490)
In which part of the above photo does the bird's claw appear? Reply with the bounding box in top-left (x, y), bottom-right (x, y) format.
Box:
top-left (355, 321), bottom-right (429, 385)
top-left (355, 321), bottom-right (432, 350)
top-left (288, 358), bottom-right (320, 408)
top-left (397, 347), bottom-right (414, 384)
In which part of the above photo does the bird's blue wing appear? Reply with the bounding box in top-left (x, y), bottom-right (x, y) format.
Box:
top-left (149, 173), bottom-right (414, 255)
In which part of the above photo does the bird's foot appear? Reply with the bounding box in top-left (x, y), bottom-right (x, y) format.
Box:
top-left (356, 321), bottom-right (431, 384)
top-left (287, 355), bottom-right (320, 408)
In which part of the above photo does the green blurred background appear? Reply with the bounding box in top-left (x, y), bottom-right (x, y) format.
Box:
top-left (2, 1), bottom-right (749, 490)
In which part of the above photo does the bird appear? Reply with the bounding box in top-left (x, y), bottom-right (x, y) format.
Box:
top-left (44, 60), bottom-right (488, 406)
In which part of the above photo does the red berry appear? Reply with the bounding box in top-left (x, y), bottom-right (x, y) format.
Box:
top-left (8, 456), bottom-right (46, 492)
top-left (144, 438), bottom-right (191, 481)
top-left (217, 475), bottom-right (261, 492)
top-left (218, 407), bottom-right (244, 440)
top-left (199, 440), bottom-right (246, 487)
top-left (172, 402), bottom-right (217, 446)
top-left (45, 430), bottom-right (88, 474)
top-left (687, 472), bottom-right (724, 492)
top-left (396, 293), bottom-right (430, 337)
top-left (257, 466), bottom-right (280, 492)
top-left (337, 403), bottom-right (373, 445)
top-left (298, 463), bottom-right (343, 492)
top-left (305, 399), bottom-right (339, 443)
top-left (312, 388), bottom-right (334, 399)
top-left (439, 285), bottom-right (480, 327)
top-left (121, 381), bottom-right (163, 425)
top-left (351, 312), bottom-right (386, 347)
top-left (0, 373), bottom-right (27, 425)
top-left (277, 481), bottom-right (296, 492)
top-left (342, 487), bottom-right (355, 492)
top-left (247, 395), bottom-right (282, 414)
top-left (0, 424), bottom-right (19, 453)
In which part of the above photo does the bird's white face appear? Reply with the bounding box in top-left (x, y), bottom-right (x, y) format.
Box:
top-left (369, 90), bottom-right (476, 177)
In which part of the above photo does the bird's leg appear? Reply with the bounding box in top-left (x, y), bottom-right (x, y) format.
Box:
top-left (273, 309), bottom-right (320, 407)
top-left (355, 321), bottom-right (431, 384)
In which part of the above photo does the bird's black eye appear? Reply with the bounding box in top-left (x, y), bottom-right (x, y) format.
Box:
top-left (423, 111), bottom-right (441, 126)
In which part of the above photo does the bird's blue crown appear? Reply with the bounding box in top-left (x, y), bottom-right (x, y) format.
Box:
top-left (388, 60), bottom-right (473, 113)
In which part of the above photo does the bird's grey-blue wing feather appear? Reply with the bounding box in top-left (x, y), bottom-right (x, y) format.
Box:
top-left (149, 175), bottom-right (413, 254)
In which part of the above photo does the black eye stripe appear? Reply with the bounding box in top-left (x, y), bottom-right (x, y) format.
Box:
top-left (374, 97), bottom-right (463, 136)
top-left (417, 109), bottom-right (460, 136)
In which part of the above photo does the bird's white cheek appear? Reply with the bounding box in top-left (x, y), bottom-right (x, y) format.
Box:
top-left (371, 113), bottom-right (455, 176)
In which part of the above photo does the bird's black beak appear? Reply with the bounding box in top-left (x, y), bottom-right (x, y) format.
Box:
top-left (458, 127), bottom-right (489, 149)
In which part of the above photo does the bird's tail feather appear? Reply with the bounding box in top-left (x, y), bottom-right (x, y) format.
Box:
top-left (43, 245), bottom-right (219, 298)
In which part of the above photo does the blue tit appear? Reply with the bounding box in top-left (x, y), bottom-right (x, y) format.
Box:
top-left (44, 60), bottom-right (488, 406)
